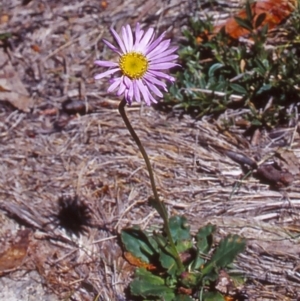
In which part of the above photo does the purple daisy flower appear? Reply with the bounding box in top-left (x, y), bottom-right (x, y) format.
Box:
top-left (94, 23), bottom-right (178, 105)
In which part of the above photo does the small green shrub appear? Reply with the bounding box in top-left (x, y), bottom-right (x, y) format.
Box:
top-left (167, 1), bottom-right (300, 128)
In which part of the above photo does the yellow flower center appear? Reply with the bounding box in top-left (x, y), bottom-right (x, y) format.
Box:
top-left (119, 52), bottom-right (148, 79)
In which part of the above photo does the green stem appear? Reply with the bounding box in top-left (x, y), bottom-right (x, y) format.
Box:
top-left (118, 98), bottom-right (184, 271)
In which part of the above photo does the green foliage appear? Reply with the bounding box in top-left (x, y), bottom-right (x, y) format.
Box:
top-left (130, 268), bottom-right (175, 300)
top-left (202, 235), bottom-right (247, 281)
top-left (167, 1), bottom-right (300, 127)
top-left (192, 224), bottom-right (216, 270)
top-left (201, 291), bottom-right (225, 301)
top-left (0, 32), bottom-right (12, 40)
top-left (169, 215), bottom-right (192, 252)
top-left (121, 227), bottom-right (158, 263)
top-left (121, 216), bottom-right (246, 300)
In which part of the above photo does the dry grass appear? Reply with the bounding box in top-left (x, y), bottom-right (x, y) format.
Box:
top-left (0, 0), bottom-right (300, 300)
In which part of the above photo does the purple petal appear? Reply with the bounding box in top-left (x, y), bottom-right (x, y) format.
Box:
top-left (145, 33), bottom-right (167, 54)
top-left (147, 39), bottom-right (171, 57)
top-left (111, 27), bottom-right (126, 54)
top-left (143, 73), bottom-right (167, 90)
top-left (148, 46), bottom-right (178, 60)
top-left (134, 23), bottom-right (144, 46)
top-left (149, 62), bottom-right (179, 70)
top-left (107, 77), bottom-right (121, 92)
top-left (136, 80), bottom-right (151, 105)
top-left (127, 80), bottom-right (134, 101)
top-left (124, 89), bottom-right (131, 105)
top-left (138, 28), bottom-right (154, 50)
top-left (117, 79), bottom-right (126, 96)
top-left (103, 39), bottom-right (121, 55)
top-left (149, 93), bottom-right (158, 104)
top-left (94, 60), bottom-right (118, 67)
top-left (126, 24), bottom-right (134, 51)
top-left (150, 55), bottom-right (178, 64)
top-left (94, 68), bottom-right (119, 80)
top-left (122, 25), bottom-right (133, 52)
top-left (145, 82), bottom-right (163, 98)
top-left (124, 76), bottom-right (132, 89)
top-left (147, 70), bottom-right (176, 82)
top-left (133, 80), bottom-right (141, 103)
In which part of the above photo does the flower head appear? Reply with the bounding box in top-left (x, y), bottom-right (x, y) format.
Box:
top-left (94, 23), bottom-right (178, 105)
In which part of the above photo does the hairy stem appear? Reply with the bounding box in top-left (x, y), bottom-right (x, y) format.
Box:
top-left (118, 98), bottom-right (183, 271)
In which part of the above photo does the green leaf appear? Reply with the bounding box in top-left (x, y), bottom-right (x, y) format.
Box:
top-left (0, 32), bottom-right (12, 40)
top-left (230, 83), bottom-right (247, 95)
top-left (151, 232), bottom-right (179, 275)
top-left (170, 217), bottom-right (193, 261)
top-left (199, 74), bottom-right (207, 88)
top-left (256, 84), bottom-right (272, 95)
top-left (254, 58), bottom-right (268, 75)
top-left (202, 234), bottom-right (246, 276)
top-left (245, 0), bottom-right (253, 22)
top-left (134, 267), bottom-right (164, 284)
top-left (169, 216), bottom-right (191, 241)
top-left (208, 63), bottom-right (223, 78)
top-left (195, 224), bottom-right (216, 255)
top-left (202, 291), bottom-right (225, 301)
top-left (255, 13), bottom-right (266, 29)
top-left (121, 227), bottom-right (158, 263)
top-left (159, 248), bottom-right (178, 276)
top-left (251, 119), bottom-right (262, 126)
top-left (191, 256), bottom-right (205, 271)
top-left (130, 268), bottom-right (175, 300)
top-left (153, 231), bottom-right (174, 253)
top-left (215, 81), bottom-right (228, 92)
top-left (260, 23), bottom-right (269, 36)
top-left (234, 16), bottom-right (253, 32)
top-left (192, 224), bottom-right (216, 274)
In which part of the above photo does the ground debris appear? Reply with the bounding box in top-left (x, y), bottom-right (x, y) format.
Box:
top-left (0, 0), bottom-right (300, 300)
